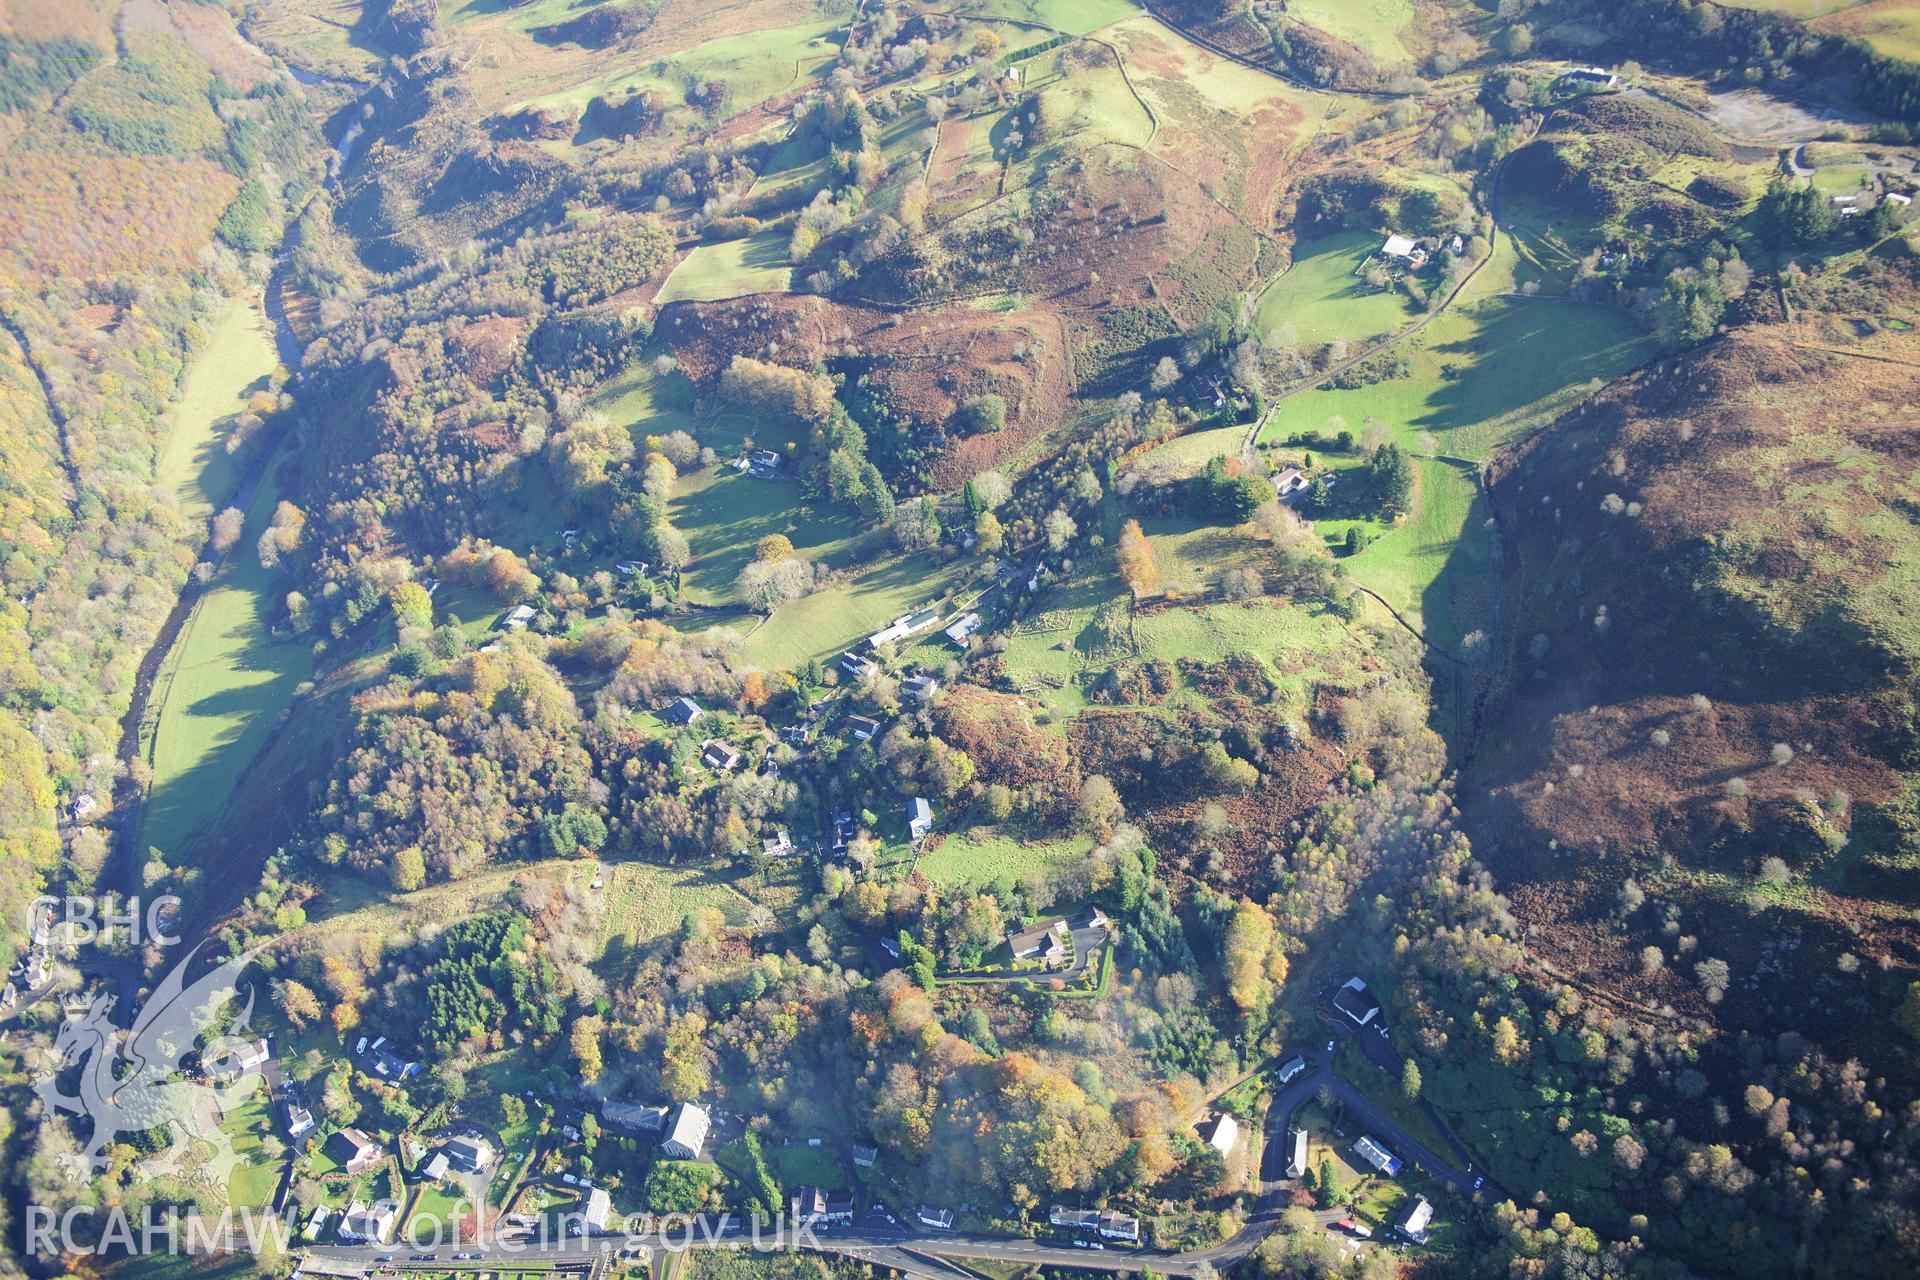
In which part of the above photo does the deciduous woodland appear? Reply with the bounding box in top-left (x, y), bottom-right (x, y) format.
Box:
top-left (3, 2), bottom-right (1920, 1280)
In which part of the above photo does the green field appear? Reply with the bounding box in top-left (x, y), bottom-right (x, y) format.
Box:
top-left (140, 466), bottom-right (315, 863)
top-left (656, 229), bottom-right (795, 304)
top-left (156, 295), bottom-right (277, 523)
top-left (670, 470), bottom-right (864, 605)
top-left (296, 856), bottom-right (752, 953)
top-left (514, 15), bottom-right (844, 135)
top-left (1133, 427), bottom-right (1249, 478)
top-left (1254, 230), bottom-right (1415, 349)
top-left (1341, 460), bottom-right (1490, 645)
top-left (1260, 293), bottom-right (1651, 461)
top-left (1286, 0), bottom-right (1414, 64)
top-left (1718, 0), bottom-right (1863, 13)
top-left (969, 0), bottom-right (1143, 35)
top-left (1831, 4), bottom-right (1920, 62)
top-left (1130, 594), bottom-right (1350, 674)
top-left (916, 829), bottom-right (1096, 888)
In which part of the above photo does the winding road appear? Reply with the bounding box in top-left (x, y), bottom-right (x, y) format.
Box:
top-left (295, 1026), bottom-right (1499, 1279)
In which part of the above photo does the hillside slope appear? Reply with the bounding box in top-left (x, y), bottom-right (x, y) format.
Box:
top-left (1467, 260), bottom-right (1920, 1079)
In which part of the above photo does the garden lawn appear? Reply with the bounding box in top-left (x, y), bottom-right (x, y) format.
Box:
top-left (1254, 230), bottom-right (1415, 349)
top-left (155, 294), bottom-right (277, 523)
top-left (408, 1183), bottom-right (477, 1236)
top-left (768, 1143), bottom-right (845, 1191)
top-left (916, 829), bottom-right (1095, 888)
top-left (656, 229), bottom-right (795, 304)
top-left (139, 465), bottom-right (314, 863)
top-left (220, 1088), bottom-right (281, 1211)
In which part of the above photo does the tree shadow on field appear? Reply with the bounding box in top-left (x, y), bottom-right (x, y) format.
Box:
top-left (1416, 300), bottom-right (1643, 446)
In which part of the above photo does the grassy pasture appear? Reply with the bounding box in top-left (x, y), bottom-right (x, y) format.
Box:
top-left (965, 0), bottom-right (1143, 35)
top-left (916, 829), bottom-right (1096, 888)
top-left (656, 228), bottom-right (795, 303)
top-left (669, 470), bottom-right (863, 605)
top-left (1259, 293), bottom-right (1652, 462)
top-left (1135, 426), bottom-right (1249, 477)
top-left (156, 295), bottom-right (277, 524)
top-left (1340, 460), bottom-right (1490, 644)
top-left (1822, 1), bottom-right (1920, 62)
top-left (140, 467), bottom-right (314, 863)
top-left (296, 855), bottom-right (751, 955)
top-left (1254, 230), bottom-right (1414, 348)
top-left (513, 15), bottom-right (844, 141)
top-left (1130, 595), bottom-right (1350, 682)
top-left (1285, 0), bottom-right (1415, 63)
top-left (1717, 0), bottom-right (1865, 14)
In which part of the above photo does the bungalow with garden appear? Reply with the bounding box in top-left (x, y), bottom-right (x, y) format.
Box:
top-left (845, 715), bottom-right (881, 742)
top-left (907, 797), bottom-right (934, 841)
top-left (664, 697), bottom-right (704, 725)
top-left (1286, 1126), bottom-right (1309, 1178)
top-left (945, 613), bottom-right (983, 646)
top-left (917, 1207), bottom-right (954, 1230)
top-left (761, 829), bottom-right (794, 857)
top-left (902, 675), bottom-right (940, 702)
top-left (1007, 918), bottom-right (1069, 966)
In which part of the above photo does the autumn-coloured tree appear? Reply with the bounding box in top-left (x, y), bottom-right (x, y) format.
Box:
top-left (1116, 519), bottom-right (1158, 596)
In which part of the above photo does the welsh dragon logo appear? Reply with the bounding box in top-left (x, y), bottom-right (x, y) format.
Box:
top-left (37, 941), bottom-right (273, 1187)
